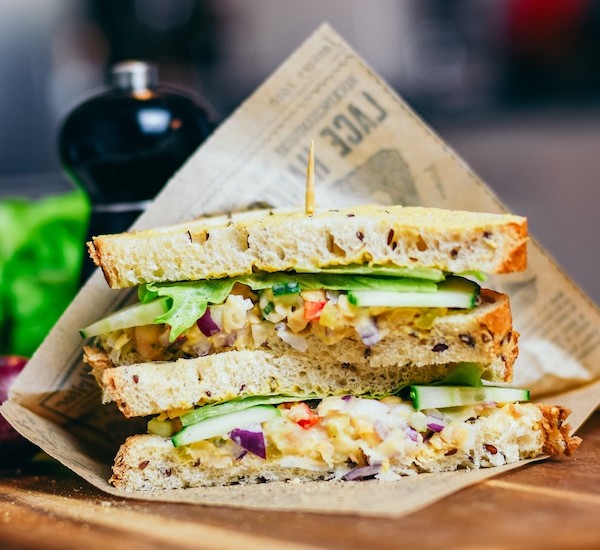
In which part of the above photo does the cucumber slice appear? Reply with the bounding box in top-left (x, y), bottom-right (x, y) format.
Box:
top-left (240, 273), bottom-right (437, 293)
top-left (410, 385), bottom-right (530, 410)
top-left (347, 277), bottom-right (479, 309)
top-left (79, 297), bottom-right (170, 338)
top-left (180, 395), bottom-right (313, 427)
top-left (172, 405), bottom-right (281, 447)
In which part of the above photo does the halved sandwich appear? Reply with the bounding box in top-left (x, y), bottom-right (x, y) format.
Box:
top-left (81, 205), bottom-right (580, 490)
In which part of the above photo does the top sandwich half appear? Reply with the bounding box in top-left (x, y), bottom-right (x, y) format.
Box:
top-left (88, 205), bottom-right (527, 289)
top-left (82, 204), bottom-right (527, 418)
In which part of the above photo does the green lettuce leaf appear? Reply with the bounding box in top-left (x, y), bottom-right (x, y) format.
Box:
top-left (433, 362), bottom-right (483, 387)
top-left (1, 191), bottom-right (88, 355)
top-left (298, 264), bottom-right (445, 281)
top-left (138, 284), bottom-right (158, 304)
top-left (147, 280), bottom-right (236, 341)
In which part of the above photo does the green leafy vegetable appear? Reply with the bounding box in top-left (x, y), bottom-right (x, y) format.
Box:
top-left (147, 280), bottom-right (236, 341)
top-left (456, 271), bottom-right (487, 282)
top-left (301, 264), bottom-right (445, 281)
top-left (237, 272), bottom-right (437, 293)
top-left (137, 272), bottom-right (438, 342)
top-left (0, 191), bottom-right (89, 356)
top-left (138, 284), bottom-right (158, 304)
top-left (433, 362), bottom-right (483, 387)
top-left (180, 394), bottom-right (316, 427)
top-left (272, 281), bottom-right (301, 295)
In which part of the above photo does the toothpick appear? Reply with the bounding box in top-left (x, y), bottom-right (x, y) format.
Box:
top-left (305, 140), bottom-right (315, 215)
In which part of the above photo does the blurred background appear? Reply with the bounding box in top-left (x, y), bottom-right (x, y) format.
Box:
top-left (0, 0), bottom-right (599, 357)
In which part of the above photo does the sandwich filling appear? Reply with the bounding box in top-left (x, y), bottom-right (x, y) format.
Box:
top-left (147, 362), bottom-right (528, 445)
top-left (120, 387), bottom-right (578, 487)
top-left (83, 268), bottom-right (482, 366)
top-left (83, 266), bottom-right (566, 481)
top-left (161, 397), bottom-right (543, 477)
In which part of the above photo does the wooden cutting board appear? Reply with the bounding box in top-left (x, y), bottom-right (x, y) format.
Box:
top-left (1, 411), bottom-right (599, 550)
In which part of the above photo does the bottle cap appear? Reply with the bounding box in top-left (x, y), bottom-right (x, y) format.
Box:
top-left (111, 61), bottom-right (158, 91)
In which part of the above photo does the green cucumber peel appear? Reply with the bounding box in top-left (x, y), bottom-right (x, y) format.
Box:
top-left (348, 276), bottom-right (479, 308)
top-left (79, 297), bottom-right (170, 338)
top-left (171, 405), bottom-right (281, 447)
top-left (238, 272), bottom-right (437, 293)
top-left (433, 362), bottom-right (483, 387)
top-left (410, 385), bottom-right (530, 410)
top-left (179, 394), bottom-right (317, 427)
top-left (390, 363), bottom-right (484, 398)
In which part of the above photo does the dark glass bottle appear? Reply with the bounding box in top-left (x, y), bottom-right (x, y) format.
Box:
top-left (59, 61), bottom-right (213, 277)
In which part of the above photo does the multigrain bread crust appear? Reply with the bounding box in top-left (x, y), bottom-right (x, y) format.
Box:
top-left (88, 205), bottom-right (528, 289)
top-left (108, 403), bottom-right (581, 491)
top-left (84, 289), bottom-right (518, 418)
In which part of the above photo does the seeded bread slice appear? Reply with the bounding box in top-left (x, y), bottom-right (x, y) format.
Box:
top-left (88, 205), bottom-right (527, 289)
top-left (85, 290), bottom-right (518, 418)
top-left (108, 403), bottom-right (580, 491)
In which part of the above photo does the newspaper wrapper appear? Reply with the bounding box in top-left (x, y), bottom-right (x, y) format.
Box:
top-left (2, 24), bottom-right (599, 518)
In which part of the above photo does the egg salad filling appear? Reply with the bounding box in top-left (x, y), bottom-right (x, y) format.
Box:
top-left (147, 392), bottom-right (539, 479)
top-left (82, 269), bottom-right (481, 365)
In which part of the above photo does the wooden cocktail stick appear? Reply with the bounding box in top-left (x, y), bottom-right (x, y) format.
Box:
top-left (305, 140), bottom-right (315, 215)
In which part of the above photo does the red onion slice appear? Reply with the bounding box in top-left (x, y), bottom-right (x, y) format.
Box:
top-left (426, 415), bottom-right (446, 433)
top-left (354, 316), bottom-right (381, 347)
top-left (229, 425), bottom-right (266, 459)
top-left (197, 309), bottom-right (220, 337)
top-left (405, 425), bottom-right (419, 442)
top-left (343, 464), bottom-right (382, 481)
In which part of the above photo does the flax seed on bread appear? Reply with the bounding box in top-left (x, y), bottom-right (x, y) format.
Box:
top-left (108, 403), bottom-right (580, 491)
top-left (88, 205), bottom-right (528, 289)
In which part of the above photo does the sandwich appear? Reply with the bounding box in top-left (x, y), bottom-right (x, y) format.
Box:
top-left (81, 205), bottom-right (581, 491)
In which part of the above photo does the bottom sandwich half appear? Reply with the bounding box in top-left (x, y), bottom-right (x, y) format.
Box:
top-left (109, 395), bottom-right (581, 491)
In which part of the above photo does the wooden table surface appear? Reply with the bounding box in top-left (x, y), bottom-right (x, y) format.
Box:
top-left (1, 411), bottom-right (598, 550)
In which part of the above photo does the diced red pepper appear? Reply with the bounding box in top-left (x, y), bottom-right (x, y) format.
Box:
top-left (304, 300), bottom-right (327, 321)
top-left (298, 415), bottom-right (320, 429)
top-left (294, 403), bottom-right (320, 429)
